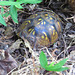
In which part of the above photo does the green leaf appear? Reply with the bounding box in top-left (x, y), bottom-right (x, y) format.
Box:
top-left (0, 1), bottom-right (21, 5)
top-left (21, 0), bottom-right (42, 4)
top-left (0, 0), bottom-right (42, 6)
top-left (44, 58), bottom-right (68, 71)
top-left (16, 0), bottom-right (22, 2)
top-left (0, 14), bottom-right (7, 26)
top-left (39, 51), bottom-right (69, 72)
top-left (9, 0), bottom-right (14, 1)
top-left (1, 7), bottom-right (4, 14)
top-left (54, 67), bottom-right (69, 71)
top-left (15, 0), bottom-right (23, 9)
top-left (52, 58), bottom-right (68, 69)
top-left (9, 5), bottom-right (18, 23)
top-left (15, 4), bottom-right (23, 9)
top-left (39, 51), bottom-right (48, 68)
top-left (48, 62), bottom-right (55, 67)
top-left (45, 65), bottom-right (69, 71)
top-left (2, 12), bottom-right (10, 17)
top-left (46, 58), bottom-right (68, 70)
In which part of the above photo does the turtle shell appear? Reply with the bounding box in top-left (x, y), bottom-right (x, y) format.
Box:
top-left (17, 10), bottom-right (62, 49)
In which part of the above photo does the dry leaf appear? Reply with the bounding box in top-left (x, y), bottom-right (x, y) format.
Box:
top-left (0, 50), bottom-right (18, 75)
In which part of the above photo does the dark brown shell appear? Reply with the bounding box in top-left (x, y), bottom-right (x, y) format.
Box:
top-left (68, 0), bottom-right (75, 10)
top-left (17, 10), bottom-right (62, 49)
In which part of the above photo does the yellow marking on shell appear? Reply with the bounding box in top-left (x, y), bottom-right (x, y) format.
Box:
top-left (41, 35), bottom-right (44, 39)
top-left (35, 14), bottom-right (38, 16)
top-left (29, 29), bottom-right (34, 34)
top-left (49, 28), bottom-right (53, 35)
top-left (46, 17), bottom-right (48, 18)
top-left (53, 30), bottom-right (55, 35)
top-left (28, 29), bottom-right (32, 32)
top-left (23, 21), bottom-right (27, 25)
top-left (51, 26), bottom-right (54, 29)
top-left (24, 20), bottom-right (31, 25)
top-left (28, 20), bottom-right (31, 23)
top-left (52, 14), bottom-right (54, 15)
top-left (56, 32), bottom-right (58, 35)
top-left (43, 32), bottom-right (48, 40)
top-left (49, 28), bottom-right (52, 31)
top-left (45, 14), bottom-right (48, 16)
top-left (57, 22), bottom-right (61, 32)
top-left (43, 32), bottom-right (46, 35)
top-left (37, 22), bottom-right (40, 25)
top-left (50, 17), bottom-right (53, 20)
top-left (41, 22), bottom-right (43, 25)
top-left (32, 31), bottom-right (35, 35)
top-left (57, 22), bottom-right (61, 27)
top-left (25, 23), bottom-right (28, 25)
top-left (38, 18), bottom-right (42, 21)
top-left (57, 22), bottom-right (60, 26)
top-left (44, 21), bottom-right (46, 25)
top-left (45, 37), bottom-right (48, 40)
top-left (51, 30), bottom-right (58, 44)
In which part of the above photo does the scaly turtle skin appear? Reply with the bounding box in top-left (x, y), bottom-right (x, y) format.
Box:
top-left (17, 10), bottom-right (62, 49)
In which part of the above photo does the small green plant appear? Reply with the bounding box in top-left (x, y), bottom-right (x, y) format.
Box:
top-left (0, 0), bottom-right (42, 26)
top-left (39, 51), bottom-right (69, 72)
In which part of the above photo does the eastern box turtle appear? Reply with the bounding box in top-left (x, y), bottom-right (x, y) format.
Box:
top-left (17, 10), bottom-right (62, 49)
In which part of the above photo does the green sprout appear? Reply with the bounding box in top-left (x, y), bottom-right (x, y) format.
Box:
top-left (39, 51), bottom-right (69, 72)
top-left (0, 0), bottom-right (42, 26)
